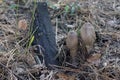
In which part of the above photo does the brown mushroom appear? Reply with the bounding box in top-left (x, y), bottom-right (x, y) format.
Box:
top-left (66, 31), bottom-right (78, 64)
top-left (80, 22), bottom-right (96, 53)
top-left (18, 19), bottom-right (27, 30)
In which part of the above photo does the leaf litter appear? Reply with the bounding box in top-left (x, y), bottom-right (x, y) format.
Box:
top-left (0, 0), bottom-right (120, 80)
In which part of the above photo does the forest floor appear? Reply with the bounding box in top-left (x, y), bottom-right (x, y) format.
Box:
top-left (0, 0), bottom-right (120, 80)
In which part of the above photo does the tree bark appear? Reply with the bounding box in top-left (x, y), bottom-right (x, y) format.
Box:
top-left (32, 2), bottom-right (58, 68)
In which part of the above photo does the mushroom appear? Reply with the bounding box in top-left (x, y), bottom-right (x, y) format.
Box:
top-left (80, 22), bottom-right (96, 53)
top-left (66, 31), bottom-right (78, 64)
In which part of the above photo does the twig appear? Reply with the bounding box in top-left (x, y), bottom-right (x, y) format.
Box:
top-left (50, 65), bottom-right (81, 73)
top-left (0, 62), bottom-right (24, 80)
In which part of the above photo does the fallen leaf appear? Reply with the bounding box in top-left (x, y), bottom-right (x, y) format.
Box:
top-left (18, 19), bottom-right (27, 30)
top-left (87, 53), bottom-right (101, 63)
top-left (56, 73), bottom-right (69, 80)
top-left (56, 73), bottom-right (75, 80)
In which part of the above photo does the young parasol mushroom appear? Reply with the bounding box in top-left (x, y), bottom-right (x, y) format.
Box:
top-left (80, 22), bottom-right (96, 53)
top-left (66, 30), bottom-right (78, 64)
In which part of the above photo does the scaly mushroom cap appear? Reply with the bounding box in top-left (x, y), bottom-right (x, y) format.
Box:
top-left (66, 31), bottom-right (78, 50)
top-left (80, 22), bottom-right (96, 52)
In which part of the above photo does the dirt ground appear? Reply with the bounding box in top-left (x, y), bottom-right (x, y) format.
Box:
top-left (0, 0), bottom-right (120, 80)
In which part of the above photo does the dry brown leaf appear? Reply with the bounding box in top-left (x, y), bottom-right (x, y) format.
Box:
top-left (87, 53), bottom-right (101, 63)
top-left (56, 73), bottom-right (69, 80)
top-left (56, 73), bottom-right (75, 80)
top-left (18, 19), bottom-right (27, 30)
top-left (80, 22), bottom-right (96, 52)
top-left (69, 75), bottom-right (76, 80)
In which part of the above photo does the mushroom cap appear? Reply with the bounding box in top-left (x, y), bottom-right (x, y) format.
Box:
top-left (66, 30), bottom-right (78, 50)
top-left (80, 22), bottom-right (96, 51)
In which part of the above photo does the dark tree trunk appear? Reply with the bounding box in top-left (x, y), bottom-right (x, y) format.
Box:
top-left (32, 2), bottom-right (58, 68)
